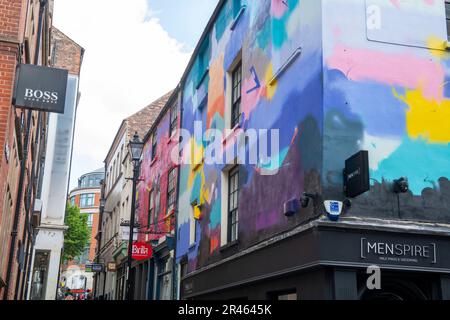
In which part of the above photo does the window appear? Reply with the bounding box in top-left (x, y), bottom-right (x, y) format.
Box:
top-left (157, 257), bottom-right (172, 300)
top-left (196, 38), bottom-right (210, 87)
top-left (80, 193), bottom-right (95, 208)
top-left (180, 260), bottom-right (188, 278)
top-left (69, 196), bottom-right (75, 206)
top-left (148, 189), bottom-right (154, 227)
top-left (154, 189), bottom-right (161, 228)
top-left (227, 166), bottom-right (240, 242)
top-left (151, 131), bottom-right (157, 161)
top-left (446, 1), bottom-right (450, 40)
top-left (87, 214), bottom-right (93, 227)
top-left (231, 62), bottom-right (242, 128)
top-left (167, 168), bottom-right (177, 212)
top-left (169, 102), bottom-right (178, 138)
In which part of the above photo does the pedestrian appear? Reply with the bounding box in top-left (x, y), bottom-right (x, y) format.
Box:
top-left (64, 293), bottom-right (74, 301)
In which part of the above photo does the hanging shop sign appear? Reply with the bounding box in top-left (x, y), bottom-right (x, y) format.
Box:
top-left (85, 264), bottom-right (104, 273)
top-left (344, 150), bottom-right (370, 198)
top-left (121, 226), bottom-right (138, 241)
top-left (107, 262), bottom-right (117, 272)
top-left (13, 64), bottom-right (69, 114)
top-left (132, 242), bottom-right (153, 261)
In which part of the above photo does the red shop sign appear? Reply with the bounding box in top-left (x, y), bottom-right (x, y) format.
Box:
top-left (132, 242), bottom-right (153, 261)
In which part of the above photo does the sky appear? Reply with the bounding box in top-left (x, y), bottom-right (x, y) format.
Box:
top-left (52, 0), bottom-right (218, 189)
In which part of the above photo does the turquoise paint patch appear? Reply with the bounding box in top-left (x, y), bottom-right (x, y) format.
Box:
top-left (209, 200), bottom-right (221, 229)
top-left (371, 137), bottom-right (450, 195)
top-left (272, 18), bottom-right (287, 49)
top-left (190, 173), bottom-right (202, 205)
top-left (257, 147), bottom-right (289, 171)
top-left (271, 0), bottom-right (301, 49)
top-left (256, 19), bottom-right (271, 50)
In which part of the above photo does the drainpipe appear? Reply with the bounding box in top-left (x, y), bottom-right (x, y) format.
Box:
top-left (172, 85), bottom-right (183, 301)
top-left (93, 171), bottom-right (106, 299)
top-left (15, 111), bottom-right (42, 300)
top-left (3, 0), bottom-right (48, 300)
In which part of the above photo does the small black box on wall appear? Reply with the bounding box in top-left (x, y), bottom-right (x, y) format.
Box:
top-left (344, 150), bottom-right (370, 198)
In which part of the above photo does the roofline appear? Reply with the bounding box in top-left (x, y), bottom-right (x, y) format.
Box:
top-left (104, 120), bottom-right (127, 164)
top-left (51, 26), bottom-right (85, 52)
top-left (143, 87), bottom-right (180, 144)
top-left (179, 0), bottom-right (227, 86)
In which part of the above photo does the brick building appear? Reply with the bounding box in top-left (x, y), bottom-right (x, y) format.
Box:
top-left (0, 0), bottom-right (54, 300)
top-left (0, 0), bottom-right (83, 300)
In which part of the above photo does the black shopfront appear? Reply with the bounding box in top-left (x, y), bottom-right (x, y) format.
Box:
top-left (180, 219), bottom-right (450, 300)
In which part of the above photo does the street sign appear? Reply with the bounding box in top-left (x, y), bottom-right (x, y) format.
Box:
top-left (132, 242), bottom-right (152, 261)
top-left (121, 226), bottom-right (138, 241)
top-left (85, 264), bottom-right (104, 273)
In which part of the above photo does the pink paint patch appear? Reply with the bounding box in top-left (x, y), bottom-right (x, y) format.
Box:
top-left (389, 0), bottom-right (400, 8)
top-left (271, 0), bottom-right (288, 18)
top-left (242, 77), bottom-right (263, 120)
top-left (327, 44), bottom-right (445, 101)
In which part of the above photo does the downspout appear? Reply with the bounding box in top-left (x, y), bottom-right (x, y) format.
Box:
top-left (93, 168), bottom-right (106, 299)
top-left (3, 0), bottom-right (48, 300)
top-left (16, 111), bottom-right (42, 300)
top-left (172, 85), bottom-right (183, 301)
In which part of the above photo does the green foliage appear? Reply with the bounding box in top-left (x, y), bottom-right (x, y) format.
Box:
top-left (63, 204), bottom-right (90, 262)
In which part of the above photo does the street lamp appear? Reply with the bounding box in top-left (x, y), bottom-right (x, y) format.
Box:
top-left (125, 132), bottom-right (143, 300)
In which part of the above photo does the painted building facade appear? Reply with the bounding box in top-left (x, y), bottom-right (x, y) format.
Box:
top-left (175, 0), bottom-right (450, 300)
top-left (94, 93), bottom-right (169, 300)
top-left (135, 89), bottom-right (180, 300)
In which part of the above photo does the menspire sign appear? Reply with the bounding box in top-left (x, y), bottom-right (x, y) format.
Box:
top-left (13, 64), bottom-right (69, 114)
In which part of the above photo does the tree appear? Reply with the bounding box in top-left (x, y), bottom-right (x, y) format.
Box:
top-left (63, 204), bottom-right (90, 262)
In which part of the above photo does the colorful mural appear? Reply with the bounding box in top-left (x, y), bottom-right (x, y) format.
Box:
top-left (136, 93), bottom-right (180, 243)
top-left (177, 0), bottom-right (324, 272)
top-left (322, 0), bottom-right (450, 221)
top-left (176, 0), bottom-right (450, 274)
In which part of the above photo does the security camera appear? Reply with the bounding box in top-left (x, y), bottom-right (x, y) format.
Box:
top-left (394, 177), bottom-right (409, 194)
top-left (300, 195), bottom-right (310, 208)
top-left (300, 193), bottom-right (318, 208)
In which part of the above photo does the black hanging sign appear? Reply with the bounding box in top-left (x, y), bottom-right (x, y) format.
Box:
top-left (344, 150), bottom-right (370, 198)
top-left (13, 64), bottom-right (68, 114)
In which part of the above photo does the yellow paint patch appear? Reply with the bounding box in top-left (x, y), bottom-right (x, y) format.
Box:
top-left (264, 63), bottom-right (277, 100)
top-left (394, 88), bottom-right (450, 144)
top-left (427, 36), bottom-right (448, 58)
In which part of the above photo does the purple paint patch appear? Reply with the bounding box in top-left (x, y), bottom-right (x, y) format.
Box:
top-left (255, 210), bottom-right (280, 231)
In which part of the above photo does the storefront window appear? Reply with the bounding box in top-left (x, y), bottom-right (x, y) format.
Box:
top-left (30, 251), bottom-right (50, 300)
top-left (157, 258), bottom-right (172, 300)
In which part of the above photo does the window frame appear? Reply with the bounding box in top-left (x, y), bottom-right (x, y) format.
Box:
top-left (151, 130), bottom-right (157, 161)
top-left (167, 168), bottom-right (177, 212)
top-left (227, 166), bottom-right (240, 243)
top-left (169, 102), bottom-right (178, 138)
top-left (231, 62), bottom-right (242, 128)
top-left (148, 189), bottom-right (154, 228)
top-left (79, 193), bottom-right (95, 208)
top-left (446, 1), bottom-right (450, 41)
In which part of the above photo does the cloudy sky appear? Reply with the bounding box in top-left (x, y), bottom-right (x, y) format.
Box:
top-left (52, 0), bottom-right (218, 188)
